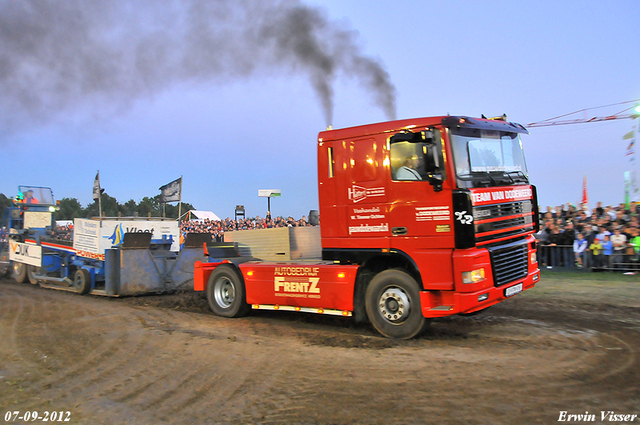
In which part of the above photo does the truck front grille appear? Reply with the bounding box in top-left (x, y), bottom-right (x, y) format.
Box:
top-left (473, 200), bottom-right (535, 243)
top-left (487, 239), bottom-right (529, 287)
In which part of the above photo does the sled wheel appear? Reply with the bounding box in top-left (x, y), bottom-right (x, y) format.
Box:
top-left (12, 262), bottom-right (28, 284)
top-left (365, 269), bottom-right (429, 339)
top-left (207, 265), bottom-right (249, 318)
top-left (27, 265), bottom-right (40, 284)
top-left (74, 269), bottom-right (92, 295)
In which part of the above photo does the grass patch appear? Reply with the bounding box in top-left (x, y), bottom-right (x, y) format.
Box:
top-left (518, 269), bottom-right (640, 308)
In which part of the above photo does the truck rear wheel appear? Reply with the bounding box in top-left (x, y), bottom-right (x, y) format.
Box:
top-left (207, 265), bottom-right (249, 318)
top-left (74, 269), bottom-right (92, 295)
top-left (12, 262), bottom-right (27, 284)
top-left (365, 269), bottom-right (428, 339)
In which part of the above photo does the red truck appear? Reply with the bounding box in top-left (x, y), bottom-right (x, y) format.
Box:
top-left (194, 115), bottom-right (540, 338)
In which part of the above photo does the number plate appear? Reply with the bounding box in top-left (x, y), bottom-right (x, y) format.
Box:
top-left (504, 283), bottom-right (523, 297)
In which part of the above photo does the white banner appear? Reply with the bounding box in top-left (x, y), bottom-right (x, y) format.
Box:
top-left (9, 241), bottom-right (42, 267)
top-left (74, 219), bottom-right (180, 259)
top-left (24, 211), bottom-right (52, 229)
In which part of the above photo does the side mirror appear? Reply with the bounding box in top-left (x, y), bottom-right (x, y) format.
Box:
top-left (308, 210), bottom-right (319, 226)
top-left (426, 172), bottom-right (443, 192)
top-left (423, 144), bottom-right (439, 173)
top-left (423, 136), bottom-right (443, 192)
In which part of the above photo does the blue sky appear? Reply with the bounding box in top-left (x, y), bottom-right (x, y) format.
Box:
top-left (1, 0), bottom-right (639, 219)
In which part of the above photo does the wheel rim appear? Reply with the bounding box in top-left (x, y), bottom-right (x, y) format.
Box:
top-left (74, 272), bottom-right (83, 289)
top-left (13, 263), bottom-right (24, 275)
top-left (28, 266), bottom-right (38, 283)
top-left (378, 287), bottom-right (411, 323)
top-left (214, 276), bottom-right (236, 308)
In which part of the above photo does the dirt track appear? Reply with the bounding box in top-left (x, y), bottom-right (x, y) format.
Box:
top-left (1, 273), bottom-right (639, 424)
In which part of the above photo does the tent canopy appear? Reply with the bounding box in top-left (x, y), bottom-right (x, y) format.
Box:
top-left (188, 210), bottom-right (221, 221)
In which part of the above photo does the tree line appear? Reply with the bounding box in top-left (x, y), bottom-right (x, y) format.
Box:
top-left (0, 192), bottom-right (195, 222)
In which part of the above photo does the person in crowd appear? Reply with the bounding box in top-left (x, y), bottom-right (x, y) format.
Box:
top-left (574, 212), bottom-right (589, 232)
top-left (616, 209), bottom-right (629, 227)
top-left (628, 227), bottom-right (640, 265)
top-left (580, 224), bottom-right (598, 268)
top-left (589, 237), bottom-right (604, 269)
top-left (602, 234), bottom-right (613, 269)
top-left (547, 224), bottom-right (564, 268)
top-left (573, 232), bottom-right (588, 268)
top-left (605, 206), bottom-right (617, 221)
top-left (535, 220), bottom-right (553, 266)
top-left (560, 221), bottom-right (576, 268)
top-left (610, 227), bottom-right (627, 270)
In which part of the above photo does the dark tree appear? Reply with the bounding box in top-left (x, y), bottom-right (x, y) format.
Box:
top-left (57, 197), bottom-right (84, 220)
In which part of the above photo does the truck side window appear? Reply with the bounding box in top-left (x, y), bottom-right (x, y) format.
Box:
top-left (352, 140), bottom-right (377, 182)
top-left (327, 147), bottom-right (334, 178)
top-left (390, 142), bottom-right (425, 181)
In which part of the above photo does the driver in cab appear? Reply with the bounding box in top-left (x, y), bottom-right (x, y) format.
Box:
top-left (396, 155), bottom-right (422, 180)
top-left (24, 190), bottom-right (39, 204)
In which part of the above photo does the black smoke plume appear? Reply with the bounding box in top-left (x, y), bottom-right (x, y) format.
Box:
top-left (0, 0), bottom-right (397, 133)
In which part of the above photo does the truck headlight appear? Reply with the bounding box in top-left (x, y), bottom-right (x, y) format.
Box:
top-left (531, 252), bottom-right (537, 264)
top-left (462, 268), bottom-right (485, 284)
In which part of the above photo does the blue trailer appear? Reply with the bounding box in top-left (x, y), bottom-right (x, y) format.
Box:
top-left (2, 186), bottom-right (208, 296)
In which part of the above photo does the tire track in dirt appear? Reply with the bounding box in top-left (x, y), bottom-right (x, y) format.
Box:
top-left (2, 284), bottom-right (46, 370)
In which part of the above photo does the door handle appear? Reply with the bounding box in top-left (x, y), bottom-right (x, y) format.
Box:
top-left (392, 227), bottom-right (407, 235)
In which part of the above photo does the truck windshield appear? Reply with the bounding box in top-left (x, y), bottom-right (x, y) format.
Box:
top-left (450, 128), bottom-right (528, 188)
top-left (17, 186), bottom-right (55, 205)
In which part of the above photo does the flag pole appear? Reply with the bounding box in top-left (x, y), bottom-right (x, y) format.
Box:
top-left (94, 170), bottom-right (103, 221)
top-left (178, 175), bottom-right (183, 221)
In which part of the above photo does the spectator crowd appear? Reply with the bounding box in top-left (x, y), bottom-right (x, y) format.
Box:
top-left (180, 215), bottom-right (312, 243)
top-left (536, 201), bottom-right (640, 272)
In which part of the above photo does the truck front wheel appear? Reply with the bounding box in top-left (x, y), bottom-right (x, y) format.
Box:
top-left (365, 269), bottom-right (428, 339)
top-left (12, 262), bottom-right (27, 284)
top-left (207, 265), bottom-right (249, 318)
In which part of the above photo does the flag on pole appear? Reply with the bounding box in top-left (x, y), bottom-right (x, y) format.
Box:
top-left (93, 171), bottom-right (102, 200)
top-left (624, 120), bottom-right (640, 197)
top-left (159, 177), bottom-right (182, 203)
top-left (93, 170), bottom-right (104, 219)
top-left (581, 175), bottom-right (588, 211)
top-left (625, 171), bottom-right (631, 208)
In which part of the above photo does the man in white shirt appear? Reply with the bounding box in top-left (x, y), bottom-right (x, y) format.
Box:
top-left (610, 227), bottom-right (627, 269)
top-left (396, 155), bottom-right (422, 180)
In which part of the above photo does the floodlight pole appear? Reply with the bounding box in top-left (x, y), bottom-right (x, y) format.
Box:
top-left (258, 189), bottom-right (280, 219)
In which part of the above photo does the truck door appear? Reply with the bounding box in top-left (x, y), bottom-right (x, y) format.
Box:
top-left (387, 129), bottom-right (455, 249)
top-left (342, 138), bottom-right (391, 247)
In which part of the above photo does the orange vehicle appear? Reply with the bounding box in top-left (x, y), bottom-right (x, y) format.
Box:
top-left (194, 115), bottom-right (540, 338)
